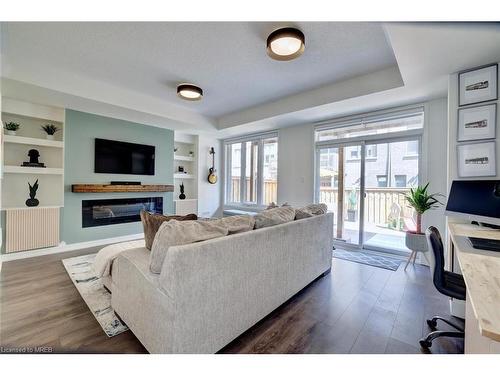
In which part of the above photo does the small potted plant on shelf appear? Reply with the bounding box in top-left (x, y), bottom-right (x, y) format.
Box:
top-left (403, 183), bottom-right (442, 254)
top-left (41, 124), bottom-right (59, 140)
top-left (4, 121), bottom-right (20, 136)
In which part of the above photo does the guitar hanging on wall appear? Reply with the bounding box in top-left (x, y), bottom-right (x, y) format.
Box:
top-left (207, 147), bottom-right (217, 184)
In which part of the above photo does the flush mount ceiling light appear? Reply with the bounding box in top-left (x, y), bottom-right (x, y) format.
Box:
top-left (177, 84), bottom-right (203, 101)
top-left (266, 27), bottom-right (305, 61)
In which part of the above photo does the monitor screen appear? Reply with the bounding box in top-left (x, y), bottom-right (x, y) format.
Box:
top-left (94, 138), bottom-right (155, 175)
top-left (445, 180), bottom-right (500, 225)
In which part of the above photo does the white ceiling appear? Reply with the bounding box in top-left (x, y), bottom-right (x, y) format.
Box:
top-left (1, 22), bottom-right (500, 137)
top-left (1, 22), bottom-right (396, 119)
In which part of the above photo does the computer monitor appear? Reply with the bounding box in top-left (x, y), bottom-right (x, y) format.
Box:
top-left (445, 180), bottom-right (500, 227)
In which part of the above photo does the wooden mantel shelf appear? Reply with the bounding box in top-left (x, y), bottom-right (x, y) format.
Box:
top-left (71, 184), bottom-right (174, 193)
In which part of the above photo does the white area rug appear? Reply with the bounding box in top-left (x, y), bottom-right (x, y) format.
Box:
top-left (62, 253), bottom-right (128, 337)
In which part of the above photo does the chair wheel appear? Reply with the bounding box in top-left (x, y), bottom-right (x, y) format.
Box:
top-left (419, 339), bottom-right (432, 348)
top-left (427, 319), bottom-right (437, 329)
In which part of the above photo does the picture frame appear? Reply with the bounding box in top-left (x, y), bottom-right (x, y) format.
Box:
top-left (458, 103), bottom-right (497, 142)
top-left (458, 63), bottom-right (498, 106)
top-left (457, 141), bottom-right (496, 178)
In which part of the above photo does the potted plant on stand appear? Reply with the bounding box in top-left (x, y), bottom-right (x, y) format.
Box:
top-left (403, 183), bottom-right (442, 270)
top-left (41, 124), bottom-right (59, 140)
top-left (346, 189), bottom-right (358, 222)
top-left (4, 121), bottom-right (20, 135)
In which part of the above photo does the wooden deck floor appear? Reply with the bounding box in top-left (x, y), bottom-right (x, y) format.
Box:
top-left (0, 248), bottom-right (463, 354)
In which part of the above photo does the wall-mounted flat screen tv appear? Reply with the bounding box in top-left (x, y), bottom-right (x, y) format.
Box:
top-left (94, 138), bottom-right (155, 175)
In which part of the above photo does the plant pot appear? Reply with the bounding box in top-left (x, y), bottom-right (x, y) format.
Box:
top-left (5, 130), bottom-right (16, 136)
top-left (405, 232), bottom-right (428, 252)
top-left (46, 134), bottom-right (55, 140)
top-left (346, 209), bottom-right (358, 222)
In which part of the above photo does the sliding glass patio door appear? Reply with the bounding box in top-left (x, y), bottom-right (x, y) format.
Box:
top-left (316, 142), bottom-right (363, 247)
top-left (362, 138), bottom-right (420, 255)
top-left (317, 139), bottom-right (420, 253)
top-left (315, 106), bottom-right (424, 254)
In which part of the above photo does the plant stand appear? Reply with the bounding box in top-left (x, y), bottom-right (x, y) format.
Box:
top-left (404, 232), bottom-right (429, 271)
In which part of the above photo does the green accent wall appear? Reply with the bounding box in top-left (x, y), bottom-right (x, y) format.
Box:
top-left (62, 110), bottom-right (174, 244)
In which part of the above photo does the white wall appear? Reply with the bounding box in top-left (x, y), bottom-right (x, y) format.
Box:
top-left (422, 98), bottom-right (448, 235)
top-left (197, 135), bottom-right (222, 217)
top-left (277, 124), bottom-right (315, 207)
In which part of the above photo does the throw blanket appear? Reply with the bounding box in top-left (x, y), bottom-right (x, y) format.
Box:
top-left (93, 239), bottom-right (146, 278)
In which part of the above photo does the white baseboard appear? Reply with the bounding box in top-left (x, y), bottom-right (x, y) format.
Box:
top-left (0, 233), bottom-right (144, 263)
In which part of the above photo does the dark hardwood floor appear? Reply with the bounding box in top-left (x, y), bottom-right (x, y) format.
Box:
top-left (0, 248), bottom-right (464, 354)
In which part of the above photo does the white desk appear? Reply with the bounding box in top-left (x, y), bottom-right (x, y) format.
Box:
top-left (448, 223), bottom-right (500, 354)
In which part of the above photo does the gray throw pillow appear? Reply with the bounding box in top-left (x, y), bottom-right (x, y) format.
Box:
top-left (295, 203), bottom-right (328, 220)
top-left (140, 210), bottom-right (197, 250)
top-left (254, 206), bottom-right (296, 229)
top-left (150, 220), bottom-right (229, 274)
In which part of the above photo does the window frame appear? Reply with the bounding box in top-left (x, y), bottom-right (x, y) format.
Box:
top-left (224, 132), bottom-right (278, 209)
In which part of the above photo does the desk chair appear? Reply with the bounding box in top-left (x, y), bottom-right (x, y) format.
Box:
top-left (419, 226), bottom-right (466, 349)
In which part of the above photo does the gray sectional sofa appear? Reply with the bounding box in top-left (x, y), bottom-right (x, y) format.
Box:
top-left (110, 212), bottom-right (334, 353)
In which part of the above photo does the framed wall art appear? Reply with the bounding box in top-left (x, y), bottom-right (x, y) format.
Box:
top-left (458, 103), bottom-right (496, 142)
top-left (459, 63), bottom-right (498, 106)
top-left (457, 141), bottom-right (496, 178)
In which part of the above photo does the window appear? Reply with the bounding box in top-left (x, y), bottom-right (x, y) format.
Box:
top-left (377, 175), bottom-right (388, 187)
top-left (349, 148), bottom-right (359, 159)
top-left (345, 145), bottom-right (377, 161)
top-left (394, 175), bottom-right (407, 187)
top-left (405, 140), bottom-right (419, 156)
top-left (227, 143), bottom-right (242, 203)
top-left (366, 145), bottom-right (377, 158)
top-left (225, 134), bottom-right (278, 206)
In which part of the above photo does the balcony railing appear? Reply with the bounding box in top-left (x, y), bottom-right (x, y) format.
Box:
top-left (319, 187), bottom-right (413, 227)
top-left (230, 178), bottom-right (277, 205)
top-left (228, 179), bottom-right (412, 227)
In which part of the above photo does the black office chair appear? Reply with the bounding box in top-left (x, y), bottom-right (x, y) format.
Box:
top-left (419, 226), bottom-right (466, 349)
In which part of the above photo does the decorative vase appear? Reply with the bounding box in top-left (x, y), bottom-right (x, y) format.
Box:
top-left (25, 198), bottom-right (40, 207)
top-left (179, 182), bottom-right (186, 200)
top-left (46, 134), bottom-right (54, 140)
top-left (25, 179), bottom-right (40, 207)
top-left (6, 130), bottom-right (16, 136)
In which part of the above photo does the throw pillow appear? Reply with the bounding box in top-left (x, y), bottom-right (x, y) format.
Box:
top-left (295, 203), bottom-right (328, 220)
top-left (140, 210), bottom-right (197, 250)
top-left (150, 220), bottom-right (229, 274)
top-left (254, 206), bottom-right (296, 229)
top-left (217, 215), bottom-right (256, 234)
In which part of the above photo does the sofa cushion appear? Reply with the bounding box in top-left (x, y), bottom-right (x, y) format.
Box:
top-left (218, 215), bottom-right (256, 234)
top-left (150, 220), bottom-right (229, 274)
top-left (254, 206), bottom-right (296, 229)
top-left (295, 203), bottom-right (328, 220)
top-left (140, 211), bottom-right (198, 250)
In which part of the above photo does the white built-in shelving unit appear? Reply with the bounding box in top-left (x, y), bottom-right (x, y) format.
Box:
top-left (173, 133), bottom-right (198, 215)
top-left (1, 98), bottom-right (65, 210)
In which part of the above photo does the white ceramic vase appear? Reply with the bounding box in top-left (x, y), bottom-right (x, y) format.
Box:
top-left (6, 130), bottom-right (16, 136)
top-left (46, 134), bottom-right (55, 140)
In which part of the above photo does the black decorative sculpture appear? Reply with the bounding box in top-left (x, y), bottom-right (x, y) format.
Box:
top-left (25, 179), bottom-right (40, 207)
top-left (22, 149), bottom-right (45, 168)
top-left (179, 182), bottom-right (186, 200)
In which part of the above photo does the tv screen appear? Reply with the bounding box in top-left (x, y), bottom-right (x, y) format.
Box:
top-left (94, 138), bottom-right (155, 175)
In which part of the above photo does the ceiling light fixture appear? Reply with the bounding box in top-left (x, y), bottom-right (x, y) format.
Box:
top-left (177, 83), bottom-right (203, 101)
top-left (266, 27), bottom-right (305, 61)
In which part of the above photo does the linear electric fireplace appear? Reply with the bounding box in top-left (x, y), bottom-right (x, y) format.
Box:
top-left (82, 197), bottom-right (163, 228)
